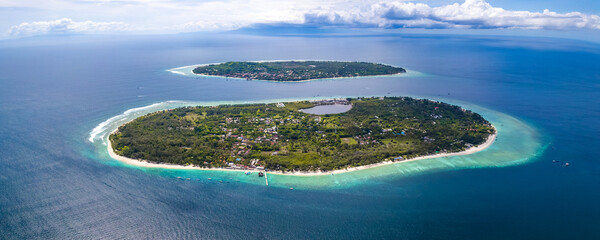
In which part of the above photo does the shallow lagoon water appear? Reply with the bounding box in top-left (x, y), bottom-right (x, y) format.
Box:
top-left (1, 34), bottom-right (599, 239)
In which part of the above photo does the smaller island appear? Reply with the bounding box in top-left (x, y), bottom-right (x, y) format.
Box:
top-left (192, 61), bottom-right (406, 81)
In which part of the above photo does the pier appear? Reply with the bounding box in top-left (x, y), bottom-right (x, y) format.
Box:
top-left (264, 172), bottom-right (269, 186)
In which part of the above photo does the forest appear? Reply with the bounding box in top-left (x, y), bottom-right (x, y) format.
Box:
top-left (110, 97), bottom-right (495, 172)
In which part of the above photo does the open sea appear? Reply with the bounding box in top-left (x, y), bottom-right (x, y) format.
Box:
top-left (0, 33), bottom-right (599, 239)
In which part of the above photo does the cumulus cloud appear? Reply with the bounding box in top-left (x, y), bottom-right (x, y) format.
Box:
top-left (5, 0), bottom-right (600, 37)
top-left (298, 0), bottom-right (600, 30)
top-left (8, 18), bottom-right (130, 37)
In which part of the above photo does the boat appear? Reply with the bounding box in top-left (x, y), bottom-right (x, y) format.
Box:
top-left (258, 172), bottom-right (264, 177)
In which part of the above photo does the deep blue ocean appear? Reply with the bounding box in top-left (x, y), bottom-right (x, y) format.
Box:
top-left (0, 33), bottom-right (599, 239)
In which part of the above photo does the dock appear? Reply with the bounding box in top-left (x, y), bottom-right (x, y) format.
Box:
top-left (264, 172), bottom-right (269, 186)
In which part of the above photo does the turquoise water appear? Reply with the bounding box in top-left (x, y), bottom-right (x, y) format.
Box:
top-left (1, 34), bottom-right (598, 239)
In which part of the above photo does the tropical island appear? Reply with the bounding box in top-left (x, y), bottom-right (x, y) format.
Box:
top-left (192, 61), bottom-right (406, 81)
top-left (109, 97), bottom-right (495, 173)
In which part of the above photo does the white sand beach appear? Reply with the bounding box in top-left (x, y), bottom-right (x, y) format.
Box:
top-left (106, 127), bottom-right (496, 176)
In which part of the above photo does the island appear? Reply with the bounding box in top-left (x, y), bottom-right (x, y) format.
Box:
top-left (109, 97), bottom-right (496, 173)
top-left (192, 61), bottom-right (406, 81)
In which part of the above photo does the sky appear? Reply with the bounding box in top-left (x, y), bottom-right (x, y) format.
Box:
top-left (2, 0), bottom-right (600, 41)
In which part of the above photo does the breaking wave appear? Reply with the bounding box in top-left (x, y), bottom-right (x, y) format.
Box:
top-left (88, 101), bottom-right (183, 144)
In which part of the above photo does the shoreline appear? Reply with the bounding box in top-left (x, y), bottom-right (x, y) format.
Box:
top-left (270, 131), bottom-right (496, 176)
top-left (106, 127), bottom-right (496, 176)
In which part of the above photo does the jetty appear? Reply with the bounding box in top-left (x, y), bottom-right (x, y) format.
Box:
top-left (264, 172), bottom-right (269, 186)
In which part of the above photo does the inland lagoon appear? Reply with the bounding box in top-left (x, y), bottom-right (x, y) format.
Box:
top-left (299, 103), bottom-right (353, 115)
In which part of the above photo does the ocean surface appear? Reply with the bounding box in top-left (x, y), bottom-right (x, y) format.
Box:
top-left (0, 33), bottom-right (598, 239)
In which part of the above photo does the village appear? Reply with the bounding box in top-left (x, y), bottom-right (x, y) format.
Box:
top-left (218, 99), bottom-right (359, 170)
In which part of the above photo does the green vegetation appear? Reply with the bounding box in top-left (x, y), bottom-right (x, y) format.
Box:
top-left (192, 61), bottom-right (406, 81)
top-left (110, 97), bottom-right (495, 172)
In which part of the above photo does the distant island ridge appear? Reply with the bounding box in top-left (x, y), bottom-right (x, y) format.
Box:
top-left (108, 97), bottom-right (496, 175)
top-left (192, 61), bottom-right (406, 81)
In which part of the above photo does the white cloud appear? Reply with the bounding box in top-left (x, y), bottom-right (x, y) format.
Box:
top-left (299, 0), bottom-right (600, 30)
top-left (4, 0), bottom-right (600, 38)
top-left (8, 18), bottom-right (130, 37)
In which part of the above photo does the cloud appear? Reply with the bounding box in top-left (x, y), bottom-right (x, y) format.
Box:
top-left (297, 0), bottom-right (600, 30)
top-left (5, 0), bottom-right (600, 38)
top-left (8, 18), bottom-right (130, 37)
